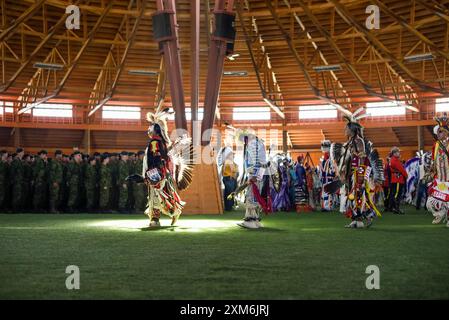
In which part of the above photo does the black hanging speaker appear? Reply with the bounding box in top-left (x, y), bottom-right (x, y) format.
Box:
top-left (213, 12), bottom-right (236, 42)
top-left (152, 12), bottom-right (173, 41)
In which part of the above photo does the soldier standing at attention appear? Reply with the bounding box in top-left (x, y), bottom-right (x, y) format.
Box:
top-left (127, 152), bottom-right (137, 212)
top-left (22, 154), bottom-right (34, 212)
top-left (84, 157), bottom-right (98, 212)
top-left (99, 154), bottom-right (112, 212)
top-left (118, 151), bottom-right (130, 213)
top-left (48, 150), bottom-right (63, 213)
top-left (133, 150), bottom-right (148, 212)
top-left (0, 150), bottom-right (8, 211)
top-left (67, 151), bottom-right (82, 213)
top-left (109, 153), bottom-right (119, 211)
top-left (33, 150), bottom-right (48, 212)
top-left (59, 154), bottom-right (70, 211)
top-left (11, 148), bottom-right (25, 212)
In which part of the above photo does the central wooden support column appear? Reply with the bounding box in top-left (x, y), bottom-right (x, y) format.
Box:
top-left (201, 0), bottom-right (236, 145)
top-left (180, 147), bottom-right (223, 214)
top-left (190, 0), bottom-right (200, 132)
top-left (153, 0), bottom-right (187, 131)
top-left (83, 129), bottom-right (91, 155)
top-left (13, 127), bottom-right (21, 148)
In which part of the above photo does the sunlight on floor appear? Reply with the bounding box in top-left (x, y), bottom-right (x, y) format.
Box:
top-left (89, 218), bottom-right (239, 233)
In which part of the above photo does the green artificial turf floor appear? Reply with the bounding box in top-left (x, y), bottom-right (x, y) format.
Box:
top-left (0, 207), bottom-right (448, 299)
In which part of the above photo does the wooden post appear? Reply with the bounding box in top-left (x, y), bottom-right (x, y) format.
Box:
top-left (417, 125), bottom-right (424, 151)
top-left (190, 0), bottom-right (200, 135)
top-left (13, 127), bottom-right (21, 148)
top-left (282, 130), bottom-right (288, 153)
top-left (84, 129), bottom-right (91, 155)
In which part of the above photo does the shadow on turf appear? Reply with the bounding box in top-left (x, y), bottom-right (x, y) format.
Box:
top-left (236, 226), bottom-right (285, 232)
top-left (140, 226), bottom-right (177, 231)
top-left (139, 225), bottom-right (285, 232)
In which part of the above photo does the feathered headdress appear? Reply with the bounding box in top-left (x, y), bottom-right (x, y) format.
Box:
top-left (343, 107), bottom-right (368, 137)
top-left (433, 113), bottom-right (449, 135)
top-left (146, 108), bottom-right (172, 146)
top-left (416, 150), bottom-right (431, 166)
top-left (321, 140), bottom-right (331, 152)
top-left (235, 128), bottom-right (257, 144)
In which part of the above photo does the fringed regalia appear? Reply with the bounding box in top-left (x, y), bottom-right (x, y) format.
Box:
top-left (329, 108), bottom-right (384, 228)
top-left (319, 140), bottom-right (336, 211)
top-left (426, 113), bottom-right (449, 227)
top-left (404, 151), bottom-right (431, 206)
top-left (127, 108), bottom-right (193, 227)
top-left (272, 156), bottom-right (291, 212)
top-left (232, 130), bottom-right (272, 229)
top-left (295, 156), bottom-right (312, 212)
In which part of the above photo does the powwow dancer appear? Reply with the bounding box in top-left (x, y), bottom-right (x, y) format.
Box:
top-left (127, 108), bottom-right (193, 227)
top-left (319, 140), bottom-right (336, 211)
top-left (272, 155), bottom-right (291, 212)
top-left (294, 155), bottom-right (312, 212)
top-left (404, 150), bottom-right (431, 207)
top-left (426, 113), bottom-right (449, 227)
top-left (328, 108), bottom-right (384, 228)
top-left (228, 129), bottom-right (272, 229)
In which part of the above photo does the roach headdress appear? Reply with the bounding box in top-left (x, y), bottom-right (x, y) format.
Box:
top-left (146, 108), bottom-right (172, 146)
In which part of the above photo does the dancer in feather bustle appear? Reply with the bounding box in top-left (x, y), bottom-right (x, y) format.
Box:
top-left (127, 108), bottom-right (193, 227)
top-left (329, 108), bottom-right (384, 228)
top-left (426, 113), bottom-right (449, 227)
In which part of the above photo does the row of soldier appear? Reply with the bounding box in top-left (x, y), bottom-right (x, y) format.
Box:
top-left (0, 148), bottom-right (148, 213)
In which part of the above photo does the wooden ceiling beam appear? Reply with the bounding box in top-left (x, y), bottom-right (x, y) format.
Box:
top-left (262, 15), bottom-right (442, 47)
top-left (328, 0), bottom-right (448, 95)
top-left (18, 0), bottom-right (115, 115)
top-left (88, 1), bottom-right (146, 118)
top-left (87, 0), bottom-right (137, 117)
top-left (281, 0), bottom-right (353, 108)
top-left (371, 0), bottom-right (449, 62)
top-left (236, 1), bottom-right (285, 119)
top-left (0, 0), bottom-right (82, 93)
top-left (415, 0), bottom-right (449, 23)
top-left (264, 0), bottom-right (352, 116)
top-left (0, 0), bottom-right (46, 42)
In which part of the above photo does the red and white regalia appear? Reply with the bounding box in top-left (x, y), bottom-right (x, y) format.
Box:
top-left (426, 113), bottom-right (449, 227)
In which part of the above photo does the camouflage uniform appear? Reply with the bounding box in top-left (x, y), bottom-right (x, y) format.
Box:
top-left (99, 162), bottom-right (112, 211)
top-left (117, 159), bottom-right (129, 212)
top-left (109, 157), bottom-right (119, 210)
top-left (60, 159), bottom-right (70, 211)
top-left (10, 157), bottom-right (24, 211)
top-left (84, 162), bottom-right (98, 211)
top-left (133, 157), bottom-right (147, 212)
top-left (22, 160), bottom-right (33, 211)
top-left (48, 158), bottom-right (63, 213)
top-left (127, 158), bottom-right (136, 211)
top-left (79, 158), bottom-right (88, 210)
top-left (67, 160), bottom-right (82, 212)
top-left (0, 159), bottom-right (7, 210)
top-left (33, 157), bottom-right (48, 211)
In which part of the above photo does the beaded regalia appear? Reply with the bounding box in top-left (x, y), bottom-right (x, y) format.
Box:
top-left (319, 140), bottom-right (336, 211)
top-left (229, 129), bottom-right (272, 229)
top-left (426, 113), bottom-right (449, 227)
top-left (127, 108), bottom-right (193, 227)
top-left (328, 108), bottom-right (384, 228)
